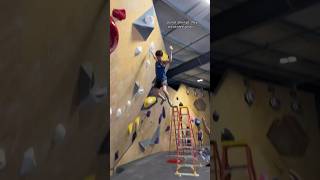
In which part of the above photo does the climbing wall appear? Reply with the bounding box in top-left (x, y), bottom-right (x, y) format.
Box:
top-left (0, 0), bottom-right (107, 179)
top-left (113, 84), bottom-right (211, 170)
top-left (110, 0), bottom-right (167, 171)
top-left (173, 84), bottom-right (211, 146)
top-left (212, 71), bottom-right (320, 179)
top-left (116, 88), bottom-right (174, 167)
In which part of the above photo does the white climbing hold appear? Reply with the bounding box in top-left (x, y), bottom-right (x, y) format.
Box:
top-left (54, 124), bottom-right (66, 144)
top-left (0, 148), bottom-right (6, 170)
top-left (145, 59), bottom-right (151, 68)
top-left (135, 46), bottom-right (143, 56)
top-left (138, 87), bottom-right (144, 95)
top-left (149, 42), bottom-right (155, 53)
top-left (20, 147), bottom-right (37, 176)
top-left (116, 108), bottom-right (122, 117)
top-left (127, 100), bottom-right (132, 107)
top-left (144, 15), bottom-right (154, 26)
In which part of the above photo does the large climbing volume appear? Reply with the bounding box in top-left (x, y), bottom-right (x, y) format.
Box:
top-left (133, 6), bottom-right (155, 40)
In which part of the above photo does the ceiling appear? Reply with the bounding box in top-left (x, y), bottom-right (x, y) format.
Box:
top-left (153, 0), bottom-right (211, 90)
top-left (213, 0), bottom-right (320, 93)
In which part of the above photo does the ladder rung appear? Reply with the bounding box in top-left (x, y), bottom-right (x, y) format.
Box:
top-left (176, 128), bottom-right (191, 131)
top-left (179, 138), bottom-right (192, 140)
top-left (175, 172), bottom-right (199, 177)
top-left (177, 164), bottom-right (195, 168)
top-left (176, 155), bottom-right (195, 159)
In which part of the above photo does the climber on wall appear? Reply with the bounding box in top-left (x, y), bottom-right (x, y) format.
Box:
top-left (151, 45), bottom-right (173, 106)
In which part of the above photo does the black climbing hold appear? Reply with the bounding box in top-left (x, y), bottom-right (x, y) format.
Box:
top-left (132, 131), bottom-right (137, 143)
top-left (221, 128), bottom-right (235, 141)
top-left (176, 97), bottom-right (179, 100)
top-left (162, 107), bottom-right (166, 118)
top-left (146, 111), bottom-right (151, 117)
top-left (115, 151), bottom-right (119, 161)
top-left (212, 111), bottom-right (220, 122)
top-left (179, 102), bottom-right (183, 106)
top-left (98, 132), bottom-right (109, 155)
top-left (165, 126), bottom-right (170, 132)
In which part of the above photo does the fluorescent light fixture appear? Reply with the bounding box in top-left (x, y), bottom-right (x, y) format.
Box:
top-left (288, 56), bottom-right (297, 63)
top-left (280, 56), bottom-right (297, 64)
top-left (197, 79), bottom-right (203, 83)
top-left (205, 0), bottom-right (210, 4)
top-left (280, 57), bottom-right (288, 64)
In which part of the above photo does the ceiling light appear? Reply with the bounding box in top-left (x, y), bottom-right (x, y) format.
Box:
top-left (280, 58), bottom-right (289, 64)
top-left (204, 0), bottom-right (210, 4)
top-left (197, 79), bottom-right (203, 83)
top-left (280, 56), bottom-right (297, 64)
top-left (288, 56), bottom-right (297, 63)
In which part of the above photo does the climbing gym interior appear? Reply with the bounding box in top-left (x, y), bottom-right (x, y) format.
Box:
top-left (110, 0), bottom-right (210, 179)
top-left (212, 1), bottom-right (320, 180)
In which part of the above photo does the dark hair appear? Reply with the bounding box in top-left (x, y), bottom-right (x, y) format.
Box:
top-left (155, 50), bottom-right (163, 57)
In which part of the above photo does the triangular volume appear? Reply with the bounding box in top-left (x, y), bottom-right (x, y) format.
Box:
top-left (79, 64), bottom-right (95, 103)
top-left (133, 6), bottom-right (155, 40)
top-left (151, 126), bottom-right (160, 144)
top-left (139, 139), bottom-right (152, 152)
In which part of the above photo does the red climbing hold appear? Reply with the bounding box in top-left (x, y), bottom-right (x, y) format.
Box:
top-left (167, 158), bottom-right (181, 164)
top-left (110, 17), bottom-right (119, 54)
top-left (112, 9), bottom-right (126, 21)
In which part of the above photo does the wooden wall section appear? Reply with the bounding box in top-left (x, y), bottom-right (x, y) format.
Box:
top-left (110, 0), bottom-right (166, 170)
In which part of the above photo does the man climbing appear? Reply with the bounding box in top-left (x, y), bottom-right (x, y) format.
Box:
top-left (151, 45), bottom-right (173, 105)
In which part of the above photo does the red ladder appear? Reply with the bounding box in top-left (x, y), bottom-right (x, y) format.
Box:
top-left (174, 106), bottom-right (199, 177)
top-left (221, 142), bottom-right (257, 180)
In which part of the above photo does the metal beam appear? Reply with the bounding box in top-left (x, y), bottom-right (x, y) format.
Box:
top-left (213, 0), bottom-right (320, 41)
top-left (212, 60), bottom-right (320, 93)
top-left (235, 38), bottom-right (320, 69)
top-left (168, 79), bottom-right (210, 92)
top-left (167, 52), bottom-right (210, 79)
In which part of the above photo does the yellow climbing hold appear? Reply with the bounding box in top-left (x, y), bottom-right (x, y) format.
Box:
top-left (143, 96), bottom-right (157, 108)
top-left (161, 51), bottom-right (169, 62)
top-left (135, 116), bottom-right (141, 128)
top-left (128, 123), bottom-right (134, 134)
top-left (84, 175), bottom-right (95, 180)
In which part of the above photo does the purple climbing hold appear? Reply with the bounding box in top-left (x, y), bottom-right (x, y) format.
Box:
top-left (158, 114), bottom-right (162, 124)
top-left (154, 137), bottom-right (159, 144)
top-left (146, 111), bottom-right (151, 117)
top-left (162, 107), bottom-right (166, 118)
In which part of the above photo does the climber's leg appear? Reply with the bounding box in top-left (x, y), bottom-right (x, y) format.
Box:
top-left (155, 79), bottom-right (166, 102)
top-left (162, 80), bottom-right (170, 100)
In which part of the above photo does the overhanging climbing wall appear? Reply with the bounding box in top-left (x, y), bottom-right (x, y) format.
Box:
top-left (110, 0), bottom-right (167, 171)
